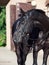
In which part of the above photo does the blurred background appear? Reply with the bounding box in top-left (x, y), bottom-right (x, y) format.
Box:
top-left (0, 6), bottom-right (6, 47)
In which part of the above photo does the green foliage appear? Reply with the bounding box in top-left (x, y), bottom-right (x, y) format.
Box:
top-left (0, 6), bottom-right (6, 46)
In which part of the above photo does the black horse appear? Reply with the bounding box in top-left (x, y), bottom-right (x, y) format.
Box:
top-left (12, 8), bottom-right (49, 65)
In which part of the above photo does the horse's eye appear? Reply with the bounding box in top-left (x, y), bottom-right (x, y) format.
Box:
top-left (27, 33), bottom-right (29, 36)
top-left (24, 32), bottom-right (29, 36)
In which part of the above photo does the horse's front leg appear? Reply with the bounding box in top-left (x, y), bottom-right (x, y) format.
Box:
top-left (33, 45), bottom-right (38, 65)
top-left (42, 50), bottom-right (48, 65)
top-left (15, 44), bottom-right (23, 65)
top-left (22, 45), bottom-right (30, 65)
top-left (15, 43), bottom-right (30, 65)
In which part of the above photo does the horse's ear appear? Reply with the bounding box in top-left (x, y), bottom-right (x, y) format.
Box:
top-left (20, 8), bottom-right (25, 14)
top-left (19, 8), bottom-right (25, 17)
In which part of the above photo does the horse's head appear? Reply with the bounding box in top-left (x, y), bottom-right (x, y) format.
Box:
top-left (13, 24), bottom-right (30, 44)
top-left (13, 10), bottom-right (30, 44)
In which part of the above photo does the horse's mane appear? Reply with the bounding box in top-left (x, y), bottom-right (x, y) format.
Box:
top-left (26, 9), bottom-right (45, 15)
